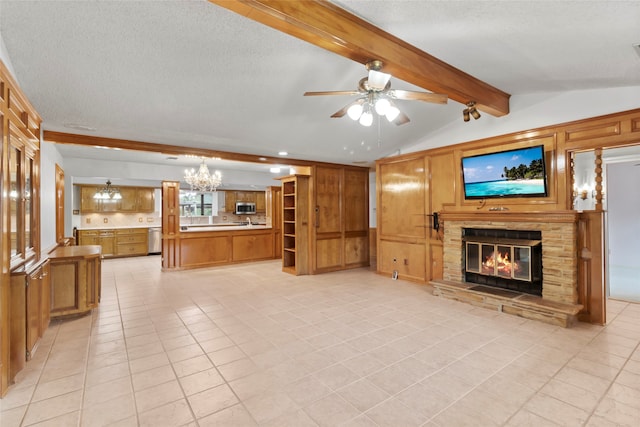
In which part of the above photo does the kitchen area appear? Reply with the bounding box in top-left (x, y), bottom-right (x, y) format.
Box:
top-left (72, 182), bottom-right (276, 265)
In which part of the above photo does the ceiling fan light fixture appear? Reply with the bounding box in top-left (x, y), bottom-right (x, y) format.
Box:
top-left (374, 97), bottom-right (390, 115)
top-left (347, 103), bottom-right (364, 120)
top-left (359, 110), bottom-right (373, 127)
top-left (368, 69), bottom-right (392, 90)
top-left (385, 104), bottom-right (400, 122)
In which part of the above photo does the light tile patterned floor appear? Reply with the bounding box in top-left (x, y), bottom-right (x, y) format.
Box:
top-left (1, 255), bottom-right (639, 426)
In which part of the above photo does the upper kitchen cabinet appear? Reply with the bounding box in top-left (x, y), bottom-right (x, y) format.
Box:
top-left (78, 185), bottom-right (155, 213)
top-left (224, 190), bottom-right (267, 213)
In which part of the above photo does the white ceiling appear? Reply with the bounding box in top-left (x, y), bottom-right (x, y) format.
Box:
top-left (1, 0), bottom-right (639, 167)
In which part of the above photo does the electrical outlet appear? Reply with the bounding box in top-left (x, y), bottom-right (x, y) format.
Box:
top-left (138, 217), bottom-right (143, 222)
top-left (103, 218), bottom-right (108, 223)
top-left (86, 218), bottom-right (91, 224)
top-left (147, 217), bottom-right (154, 222)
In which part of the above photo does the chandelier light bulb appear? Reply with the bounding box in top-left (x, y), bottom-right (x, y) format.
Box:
top-left (347, 103), bottom-right (363, 120)
top-left (374, 97), bottom-right (390, 115)
top-left (359, 110), bottom-right (373, 127)
top-left (385, 104), bottom-right (400, 122)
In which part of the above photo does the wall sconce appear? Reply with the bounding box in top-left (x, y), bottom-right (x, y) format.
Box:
top-left (463, 101), bottom-right (481, 122)
top-left (575, 183), bottom-right (596, 200)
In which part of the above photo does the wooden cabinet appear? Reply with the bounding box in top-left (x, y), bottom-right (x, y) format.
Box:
top-left (117, 187), bottom-right (138, 211)
top-left (10, 259), bottom-right (50, 382)
top-left (49, 245), bottom-right (102, 318)
top-left (280, 175), bottom-right (310, 275)
top-left (78, 186), bottom-right (155, 213)
top-left (2, 58), bottom-right (43, 397)
top-left (78, 228), bottom-right (148, 257)
top-left (115, 228), bottom-right (148, 256)
top-left (77, 229), bottom-right (115, 257)
top-left (223, 191), bottom-right (266, 212)
top-left (80, 186), bottom-right (102, 213)
top-left (279, 167), bottom-right (369, 275)
top-left (256, 191), bottom-right (266, 212)
top-left (137, 188), bottom-right (155, 212)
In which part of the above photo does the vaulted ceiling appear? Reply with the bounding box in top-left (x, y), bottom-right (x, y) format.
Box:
top-left (1, 1), bottom-right (639, 168)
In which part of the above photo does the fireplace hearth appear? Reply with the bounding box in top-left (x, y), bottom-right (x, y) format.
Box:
top-left (463, 228), bottom-right (542, 296)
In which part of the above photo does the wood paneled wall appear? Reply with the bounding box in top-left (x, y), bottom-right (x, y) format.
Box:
top-left (376, 107), bottom-right (640, 324)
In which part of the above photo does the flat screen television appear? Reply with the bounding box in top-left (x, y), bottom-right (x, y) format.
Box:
top-left (461, 145), bottom-right (548, 199)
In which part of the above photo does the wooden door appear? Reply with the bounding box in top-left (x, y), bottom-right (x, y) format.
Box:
top-left (55, 164), bottom-right (65, 243)
top-left (344, 169), bottom-right (369, 266)
top-left (313, 166), bottom-right (343, 271)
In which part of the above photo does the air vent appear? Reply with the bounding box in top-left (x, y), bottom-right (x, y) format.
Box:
top-left (166, 156), bottom-right (178, 160)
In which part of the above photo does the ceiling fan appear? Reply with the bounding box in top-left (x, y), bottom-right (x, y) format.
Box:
top-left (304, 60), bottom-right (448, 126)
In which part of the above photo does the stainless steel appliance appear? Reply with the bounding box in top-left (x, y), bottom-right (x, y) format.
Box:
top-left (148, 227), bottom-right (161, 254)
top-left (235, 202), bottom-right (256, 215)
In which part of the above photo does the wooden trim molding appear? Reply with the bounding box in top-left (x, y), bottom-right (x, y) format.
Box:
top-left (439, 210), bottom-right (580, 224)
top-left (43, 131), bottom-right (369, 170)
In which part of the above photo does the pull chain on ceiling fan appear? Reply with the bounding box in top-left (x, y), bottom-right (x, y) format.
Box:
top-left (304, 60), bottom-right (448, 126)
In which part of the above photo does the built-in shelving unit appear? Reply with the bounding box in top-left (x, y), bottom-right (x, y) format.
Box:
top-left (279, 175), bottom-right (309, 275)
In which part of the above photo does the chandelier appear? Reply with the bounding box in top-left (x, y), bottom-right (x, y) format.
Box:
top-left (93, 180), bottom-right (122, 200)
top-left (184, 159), bottom-right (222, 192)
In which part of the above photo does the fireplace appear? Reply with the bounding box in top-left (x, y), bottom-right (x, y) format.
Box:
top-left (432, 211), bottom-right (583, 327)
top-left (463, 228), bottom-right (542, 296)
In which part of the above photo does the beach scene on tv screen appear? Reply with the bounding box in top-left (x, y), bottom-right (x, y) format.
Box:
top-left (463, 147), bottom-right (546, 197)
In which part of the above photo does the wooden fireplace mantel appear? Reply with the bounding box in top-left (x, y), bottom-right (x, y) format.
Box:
top-left (439, 210), bottom-right (580, 224)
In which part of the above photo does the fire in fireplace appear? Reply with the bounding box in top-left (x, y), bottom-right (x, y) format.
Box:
top-left (463, 228), bottom-right (543, 296)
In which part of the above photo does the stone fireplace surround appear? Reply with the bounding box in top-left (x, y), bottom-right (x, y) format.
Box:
top-left (431, 211), bottom-right (583, 327)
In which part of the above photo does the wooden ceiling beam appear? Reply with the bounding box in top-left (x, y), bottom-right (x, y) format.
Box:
top-left (43, 130), bottom-right (365, 169)
top-left (208, 0), bottom-right (510, 117)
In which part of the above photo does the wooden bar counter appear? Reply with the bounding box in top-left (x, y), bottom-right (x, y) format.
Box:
top-left (48, 245), bottom-right (102, 318)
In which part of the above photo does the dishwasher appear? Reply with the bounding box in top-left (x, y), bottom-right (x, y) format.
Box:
top-left (148, 227), bottom-right (161, 255)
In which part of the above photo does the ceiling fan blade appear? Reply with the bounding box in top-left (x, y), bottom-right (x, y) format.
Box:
top-left (368, 69), bottom-right (391, 90)
top-left (329, 99), bottom-right (357, 118)
top-left (304, 90), bottom-right (361, 96)
top-left (388, 89), bottom-right (448, 104)
top-left (392, 111), bottom-right (411, 126)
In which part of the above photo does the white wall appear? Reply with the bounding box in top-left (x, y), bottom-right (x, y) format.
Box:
top-left (0, 29), bottom-right (17, 82)
top-left (402, 86), bottom-right (640, 155)
top-left (40, 142), bottom-right (65, 251)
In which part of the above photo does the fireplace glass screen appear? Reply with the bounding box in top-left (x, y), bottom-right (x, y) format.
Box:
top-left (463, 228), bottom-right (542, 296)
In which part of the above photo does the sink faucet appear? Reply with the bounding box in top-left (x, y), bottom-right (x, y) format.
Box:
top-left (246, 217), bottom-right (252, 227)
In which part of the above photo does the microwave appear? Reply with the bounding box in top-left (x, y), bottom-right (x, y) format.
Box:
top-left (235, 202), bottom-right (256, 215)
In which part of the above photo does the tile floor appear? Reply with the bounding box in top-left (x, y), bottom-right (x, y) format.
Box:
top-left (1, 255), bottom-right (639, 426)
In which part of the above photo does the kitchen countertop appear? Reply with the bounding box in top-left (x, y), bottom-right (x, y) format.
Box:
top-left (181, 224), bottom-right (271, 232)
top-left (77, 225), bottom-right (160, 230)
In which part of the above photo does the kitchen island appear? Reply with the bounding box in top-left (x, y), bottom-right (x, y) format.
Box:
top-left (171, 223), bottom-right (277, 270)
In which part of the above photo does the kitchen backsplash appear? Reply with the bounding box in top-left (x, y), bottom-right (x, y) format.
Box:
top-left (79, 212), bottom-right (162, 228)
top-left (180, 213), bottom-right (268, 225)
top-left (77, 212), bottom-right (269, 228)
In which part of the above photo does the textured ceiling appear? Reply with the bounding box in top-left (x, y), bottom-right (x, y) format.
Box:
top-left (1, 0), bottom-right (639, 167)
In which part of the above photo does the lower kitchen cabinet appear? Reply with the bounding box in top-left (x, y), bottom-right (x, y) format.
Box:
top-left (77, 227), bottom-right (148, 257)
top-left (115, 228), bottom-right (148, 256)
top-left (9, 258), bottom-right (50, 382)
top-left (77, 229), bottom-right (114, 256)
top-left (49, 245), bottom-right (102, 318)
